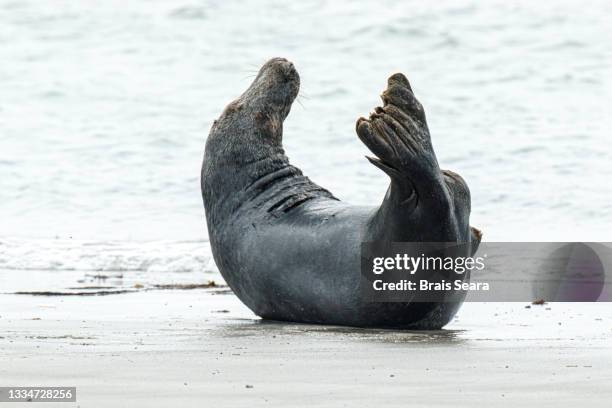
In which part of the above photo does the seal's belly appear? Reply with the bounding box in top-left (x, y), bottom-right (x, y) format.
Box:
top-left (219, 200), bottom-right (372, 316)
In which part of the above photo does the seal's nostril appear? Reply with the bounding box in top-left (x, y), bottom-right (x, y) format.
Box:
top-left (280, 62), bottom-right (298, 82)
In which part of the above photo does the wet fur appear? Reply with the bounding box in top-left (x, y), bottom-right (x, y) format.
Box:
top-left (202, 58), bottom-right (481, 329)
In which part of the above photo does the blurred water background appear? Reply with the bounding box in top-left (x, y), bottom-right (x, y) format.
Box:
top-left (0, 0), bottom-right (610, 287)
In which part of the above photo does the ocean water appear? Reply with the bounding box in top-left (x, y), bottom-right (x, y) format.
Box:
top-left (1, 0), bottom-right (611, 287)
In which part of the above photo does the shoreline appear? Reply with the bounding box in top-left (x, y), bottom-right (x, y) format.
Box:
top-left (2, 289), bottom-right (611, 407)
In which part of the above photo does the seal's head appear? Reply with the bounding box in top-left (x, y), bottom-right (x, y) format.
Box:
top-left (203, 58), bottom-right (302, 199)
top-left (240, 57), bottom-right (300, 120)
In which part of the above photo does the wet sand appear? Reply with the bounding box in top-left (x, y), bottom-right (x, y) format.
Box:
top-left (1, 289), bottom-right (611, 407)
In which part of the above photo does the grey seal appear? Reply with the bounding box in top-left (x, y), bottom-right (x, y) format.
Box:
top-left (201, 58), bottom-right (481, 329)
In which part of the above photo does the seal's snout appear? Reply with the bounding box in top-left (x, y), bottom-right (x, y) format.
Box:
top-left (262, 57), bottom-right (299, 83)
top-left (243, 57), bottom-right (300, 119)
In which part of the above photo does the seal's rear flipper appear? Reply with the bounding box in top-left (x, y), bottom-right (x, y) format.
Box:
top-left (356, 73), bottom-right (448, 208)
top-left (365, 155), bottom-right (401, 179)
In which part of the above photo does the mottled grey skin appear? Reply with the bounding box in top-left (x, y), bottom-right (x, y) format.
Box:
top-left (202, 58), bottom-right (481, 329)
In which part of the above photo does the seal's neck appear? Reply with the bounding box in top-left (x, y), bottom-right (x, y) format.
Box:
top-left (202, 127), bottom-right (298, 219)
top-left (239, 149), bottom-right (296, 190)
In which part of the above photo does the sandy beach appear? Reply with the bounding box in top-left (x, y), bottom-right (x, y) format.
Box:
top-left (2, 287), bottom-right (611, 407)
